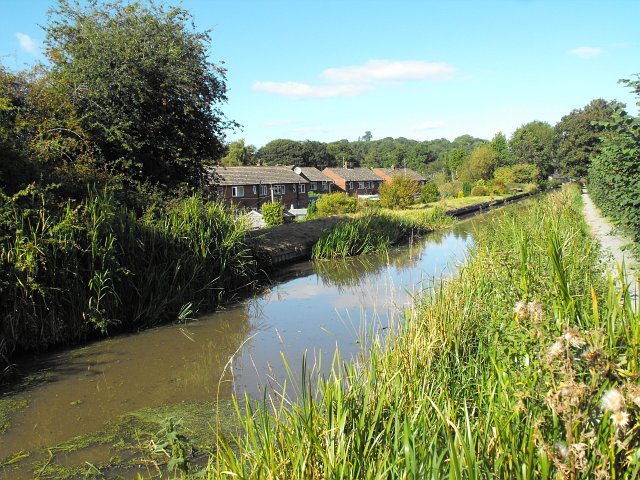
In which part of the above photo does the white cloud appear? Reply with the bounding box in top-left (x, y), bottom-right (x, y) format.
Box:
top-left (323, 60), bottom-right (455, 83)
top-left (15, 32), bottom-right (38, 54)
top-left (568, 46), bottom-right (604, 59)
top-left (414, 120), bottom-right (445, 130)
top-left (252, 81), bottom-right (369, 99)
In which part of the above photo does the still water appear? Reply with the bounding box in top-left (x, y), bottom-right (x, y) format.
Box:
top-left (0, 214), bottom-right (491, 476)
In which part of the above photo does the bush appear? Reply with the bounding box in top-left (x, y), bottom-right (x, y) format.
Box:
top-left (379, 176), bottom-right (420, 209)
top-left (314, 193), bottom-right (358, 217)
top-left (462, 182), bottom-right (472, 197)
top-left (419, 182), bottom-right (440, 203)
top-left (438, 181), bottom-right (462, 199)
top-left (470, 185), bottom-right (489, 196)
top-left (493, 166), bottom-right (516, 184)
top-left (261, 201), bottom-right (284, 227)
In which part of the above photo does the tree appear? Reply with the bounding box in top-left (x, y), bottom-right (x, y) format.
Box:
top-left (361, 131), bottom-right (372, 142)
top-left (509, 121), bottom-right (555, 178)
top-left (490, 131), bottom-right (510, 166)
top-left (554, 98), bottom-right (622, 178)
top-left (378, 175), bottom-right (420, 209)
top-left (257, 139), bottom-right (305, 165)
top-left (459, 144), bottom-right (497, 181)
top-left (444, 147), bottom-right (468, 179)
top-left (220, 139), bottom-right (255, 166)
top-left (44, 0), bottom-right (233, 190)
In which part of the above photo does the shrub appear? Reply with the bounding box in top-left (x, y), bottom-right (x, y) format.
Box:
top-left (462, 182), bottom-right (472, 197)
top-left (470, 185), bottom-right (489, 196)
top-left (493, 166), bottom-right (516, 184)
top-left (438, 181), bottom-right (462, 199)
top-left (419, 182), bottom-right (440, 203)
top-left (261, 201), bottom-right (284, 227)
top-left (378, 176), bottom-right (420, 209)
top-left (512, 164), bottom-right (540, 183)
top-left (314, 192), bottom-right (358, 217)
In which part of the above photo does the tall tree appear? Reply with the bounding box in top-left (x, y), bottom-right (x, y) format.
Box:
top-left (509, 121), bottom-right (555, 178)
top-left (220, 139), bottom-right (256, 166)
top-left (490, 131), bottom-right (510, 166)
top-left (44, 0), bottom-right (233, 190)
top-left (257, 139), bottom-right (305, 165)
top-left (555, 99), bottom-right (622, 178)
top-left (459, 144), bottom-right (497, 181)
top-left (444, 147), bottom-right (468, 179)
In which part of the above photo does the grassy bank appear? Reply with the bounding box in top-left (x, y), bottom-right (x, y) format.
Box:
top-left (209, 185), bottom-right (640, 479)
top-left (0, 188), bottom-right (255, 377)
top-left (312, 206), bottom-right (454, 259)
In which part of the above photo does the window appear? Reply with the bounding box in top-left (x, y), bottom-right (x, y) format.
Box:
top-left (231, 186), bottom-right (244, 197)
top-left (310, 182), bottom-right (317, 191)
top-left (348, 182), bottom-right (353, 190)
top-left (273, 184), bottom-right (286, 195)
top-left (365, 181), bottom-right (371, 189)
top-left (299, 184), bottom-right (306, 193)
top-left (260, 185), bottom-right (268, 196)
top-left (358, 181), bottom-right (365, 189)
top-left (252, 185), bottom-right (257, 195)
top-left (322, 181), bottom-right (328, 190)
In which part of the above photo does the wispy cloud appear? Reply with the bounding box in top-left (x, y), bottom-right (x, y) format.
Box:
top-left (15, 32), bottom-right (38, 54)
top-left (568, 46), bottom-right (604, 59)
top-left (323, 60), bottom-right (455, 83)
top-left (253, 81), bottom-right (369, 99)
top-left (254, 59), bottom-right (456, 99)
top-left (414, 120), bottom-right (445, 130)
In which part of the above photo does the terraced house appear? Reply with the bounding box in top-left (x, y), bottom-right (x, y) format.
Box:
top-left (321, 167), bottom-right (383, 196)
top-left (208, 166), bottom-right (310, 209)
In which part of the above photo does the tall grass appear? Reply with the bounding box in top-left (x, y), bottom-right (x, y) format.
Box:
top-left (0, 188), bottom-right (255, 374)
top-left (208, 185), bottom-right (640, 479)
top-left (312, 206), bottom-right (454, 259)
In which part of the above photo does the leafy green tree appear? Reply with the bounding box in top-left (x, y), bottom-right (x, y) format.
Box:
top-left (490, 131), bottom-right (511, 166)
top-left (327, 139), bottom-right (356, 166)
top-left (419, 182), bottom-right (440, 203)
top-left (509, 121), bottom-right (555, 178)
top-left (451, 134), bottom-right (487, 153)
top-left (221, 139), bottom-right (255, 166)
top-left (257, 139), bottom-right (305, 165)
top-left (459, 144), bottom-right (497, 181)
top-left (444, 148), bottom-right (468, 179)
top-left (493, 166), bottom-right (516, 184)
top-left (554, 98), bottom-right (622, 178)
top-left (44, 0), bottom-right (232, 190)
top-left (378, 176), bottom-right (420, 209)
top-left (261, 201), bottom-right (284, 227)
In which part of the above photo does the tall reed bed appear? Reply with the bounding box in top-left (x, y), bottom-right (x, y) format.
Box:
top-left (0, 189), bottom-right (255, 374)
top-left (312, 206), bottom-right (453, 259)
top-left (209, 185), bottom-right (640, 479)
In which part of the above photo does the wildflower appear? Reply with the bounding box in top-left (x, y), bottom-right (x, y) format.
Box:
top-left (554, 441), bottom-right (569, 460)
top-left (563, 329), bottom-right (585, 348)
top-left (547, 340), bottom-right (564, 359)
top-left (601, 388), bottom-right (625, 413)
top-left (527, 301), bottom-right (544, 321)
top-left (611, 410), bottom-right (630, 430)
top-left (627, 385), bottom-right (640, 408)
top-left (514, 300), bottom-right (528, 320)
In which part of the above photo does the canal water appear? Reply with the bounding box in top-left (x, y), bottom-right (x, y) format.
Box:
top-left (0, 213), bottom-right (492, 477)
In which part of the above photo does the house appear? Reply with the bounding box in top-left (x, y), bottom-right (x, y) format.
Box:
top-left (373, 166), bottom-right (428, 186)
top-left (321, 167), bottom-right (383, 196)
top-left (292, 166), bottom-right (335, 193)
top-left (208, 166), bottom-right (310, 209)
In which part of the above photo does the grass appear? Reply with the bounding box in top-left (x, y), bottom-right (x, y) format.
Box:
top-left (206, 185), bottom-right (640, 479)
top-left (311, 207), bottom-right (454, 259)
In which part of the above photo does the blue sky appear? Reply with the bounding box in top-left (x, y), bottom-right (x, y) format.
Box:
top-left (1, 0), bottom-right (638, 147)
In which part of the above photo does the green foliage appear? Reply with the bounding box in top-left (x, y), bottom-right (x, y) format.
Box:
top-left (221, 139), bottom-right (256, 166)
top-left (261, 201), bottom-right (284, 227)
top-left (444, 147), bottom-right (468, 179)
top-left (419, 182), bottom-right (440, 203)
top-left (493, 165), bottom-right (516, 184)
top-left (490, 131), bottom-right (511, 166)
top-left (589, 105), bottom-right (640, 243)
top-left (462, 182), bottom-right (472, 197)
top-left (470, 185), bottom-right (489, 196)
top-left (459, 144), bottom-right (498, 181)
top-left (378, 176), bottom-right (420, 209)
top-left (555, 98), bottom-right (622, 178)
top-left (0, 187), bottom-right (255, 373)
top-left (512, 163), bottom-right (539, 183)
top-left (314, 193), bottom-right (358, 217)
top-left (510, 120), bottom-right (556, 178)
top-left (44, 0), bottom-right (232, 190)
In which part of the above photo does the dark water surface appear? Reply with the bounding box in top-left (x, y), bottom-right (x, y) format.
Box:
top-left (0, 213), bottom-right (493, 476)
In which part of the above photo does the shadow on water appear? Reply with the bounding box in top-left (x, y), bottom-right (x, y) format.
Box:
top-left (0, 209), bottom-right (502, 478)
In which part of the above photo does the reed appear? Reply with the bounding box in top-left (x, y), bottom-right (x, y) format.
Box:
top-left (208, 185), bottom-right (640, 479)
top-left (0, 188), bottom-right (256, 374)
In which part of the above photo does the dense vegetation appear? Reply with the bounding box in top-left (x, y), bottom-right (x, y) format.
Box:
top-left (211, 186), bottom-right (640, 479)
top-left (588, 76), bottom-right (640, 243)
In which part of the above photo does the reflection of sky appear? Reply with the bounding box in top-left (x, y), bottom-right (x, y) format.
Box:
top-left (232, 218), bottom-right (477, 397)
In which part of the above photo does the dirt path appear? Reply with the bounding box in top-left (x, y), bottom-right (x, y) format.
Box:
top-left (581, 189), bottom-right (638, 307)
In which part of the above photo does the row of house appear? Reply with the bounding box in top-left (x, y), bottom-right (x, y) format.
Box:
top-left (208, 165), bottom-right (428, 209)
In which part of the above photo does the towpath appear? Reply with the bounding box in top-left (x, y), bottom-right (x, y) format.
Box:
top-left (581, 189), bottom-right (639, 307)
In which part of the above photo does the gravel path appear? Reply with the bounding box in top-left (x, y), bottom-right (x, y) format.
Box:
top-left (581, 189), bottom-right (638, 307)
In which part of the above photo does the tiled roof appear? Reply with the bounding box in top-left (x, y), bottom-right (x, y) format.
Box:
top-left (296, 167), bottom-right (334, 182)
top-left (375, 168), bottom-right (427, 182)
top-left (323, 167), bottom-right (382, 182)
top-left (207, 166), bottom-right (309, 186)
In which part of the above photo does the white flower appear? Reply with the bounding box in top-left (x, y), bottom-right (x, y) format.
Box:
top-left (611, 410), bottom-right (631, 430)
top-left (527, 301), bottom-right (544, 321)
top-left (563, 330), bottom-right (586, 348)
top-left (514, 300), bottom-right (528, 320)
top-left (601, 388), bottom-right (625, 413)
top-left (548, 340), bottom-right (564, 359)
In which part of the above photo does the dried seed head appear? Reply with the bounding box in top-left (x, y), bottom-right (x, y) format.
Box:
top-left (547, 340), bottom-right (564, 360)
top-left (527, 301), bottom-right (544, 321)
top-left (514, 300), bottom-right (528, 320)
top-left (601, 388), bottom-right (625, 413)
top-left (563, 329), bottom-right (585, 348)
top-left (611, 410), bottom-right (630, 430)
